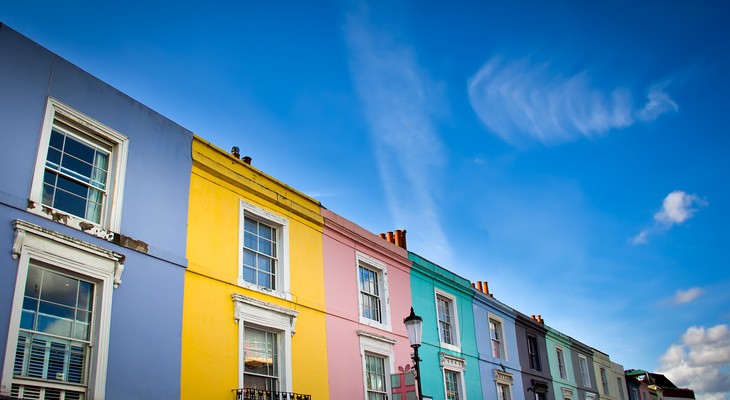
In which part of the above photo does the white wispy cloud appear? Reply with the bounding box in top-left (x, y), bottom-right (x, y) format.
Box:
top-left (630, 190), bottom-right (707, 245)
top-left (658, 324), bottom-right (730, 400)
top-left (637, 81), bottom-right (679, 122)
top-left (670, 287), bottom-right (707, 305)
top-left (655, 191), bottom-right (708, 226)
top-left (343, 3), bottom-right (452, 262)
top-left (467, 56), bottom-right (677, 146)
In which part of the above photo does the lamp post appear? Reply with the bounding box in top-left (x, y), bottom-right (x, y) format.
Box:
top-left (404, 307), bottom-right (424, 400)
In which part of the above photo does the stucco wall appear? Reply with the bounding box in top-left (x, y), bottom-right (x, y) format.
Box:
top-left (0, 24), bottom-right (191, 399)
top-left (322, 209), bottom-right (413, 400)
top-left (181, 137), bottom-right (329, 400)
top-left (409, 252), bottom-right (481, 400)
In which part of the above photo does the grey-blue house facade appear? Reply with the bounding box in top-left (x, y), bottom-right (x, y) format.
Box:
top-left (0, 24), bottom-right (192, 399)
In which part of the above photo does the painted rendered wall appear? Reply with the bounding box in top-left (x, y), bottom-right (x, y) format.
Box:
top-left (181, 137), bottom-right (329, 400)
top-left (0, 24), bottom-right (191, 399)
top-left (322, 209), bottom-right (413, 400)
top-left (570, 339), bottom-right (599, 400)
top-left (409, 252), bottom-right (481, 400)
top-left (546, 327), bottom-right (578, 400)
top-left (593, 350), bottom-right (617, 400)
top-left (515, 313), bottom-right (556, 400)
top-left (473, 291), bottom-right (525, 400)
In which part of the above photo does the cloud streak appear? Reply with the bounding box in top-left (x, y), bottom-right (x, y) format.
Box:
top-left (467, 56), bottom-right (678, 146)
top-left (669, 287), bottom-right (707, 305)
top-left (631, 190), bottom-right (707, 245)
top-left (658, 324), bottom-right (730, 399)
top-left (343, 4), bottom-right (452, 262)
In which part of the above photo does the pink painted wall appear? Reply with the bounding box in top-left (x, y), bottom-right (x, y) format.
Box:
top-left (322, 208), bottom-right (413, 400)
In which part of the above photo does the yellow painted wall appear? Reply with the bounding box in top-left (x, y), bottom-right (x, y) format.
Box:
top-left (181, 136), bottom-right (329, 400)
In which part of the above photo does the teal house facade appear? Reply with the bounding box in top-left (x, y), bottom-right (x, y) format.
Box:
top-left (408, 252), bottom-right (481, 400)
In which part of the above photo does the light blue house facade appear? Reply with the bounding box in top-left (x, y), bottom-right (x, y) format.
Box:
top-left (472, 282), bottom-right (525, 400)
top-left (409, 252), bottom-right (482, 400)
top-left (0, 24), bottom-right (192, 399)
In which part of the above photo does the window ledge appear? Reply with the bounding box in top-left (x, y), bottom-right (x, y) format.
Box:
top-left (358, 317), bottom-right (392, 332)
top-left (237, 278), bottom-right (292, 301)
top-left (440, 342), bottom-right (461, 353)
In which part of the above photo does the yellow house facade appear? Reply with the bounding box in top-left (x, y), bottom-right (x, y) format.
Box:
top-left (181, 137), bottom-right (329, 399)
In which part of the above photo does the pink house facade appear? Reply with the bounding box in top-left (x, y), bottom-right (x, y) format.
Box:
top-left (322, 209), bottom-right (413, 400)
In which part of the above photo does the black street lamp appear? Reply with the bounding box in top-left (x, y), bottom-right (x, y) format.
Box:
top-left (404, 307), bottom-right (424, 400)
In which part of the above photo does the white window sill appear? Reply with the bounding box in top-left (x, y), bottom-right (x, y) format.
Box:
top-left (358, 316), bottom-right (392, 332)
top-left (26, 201), bottom-right (113, 240)
top-left (237, 279), bottom-right (292, 301)
top-left (440, 342), bottom-right (461, 353)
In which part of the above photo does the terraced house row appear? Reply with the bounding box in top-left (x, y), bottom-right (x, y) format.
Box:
top-left (0, 24), bottom-right (696, 400)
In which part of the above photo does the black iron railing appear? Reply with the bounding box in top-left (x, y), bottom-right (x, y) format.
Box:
top-left (233, 388), bottom-right (312, 400)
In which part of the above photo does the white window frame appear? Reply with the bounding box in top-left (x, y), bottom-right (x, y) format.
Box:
top-left (238, 200), bottom-right (291, 300)
top-left (232, 294), bottom-right (298, 393)
top-left (2, 219), bottom-right (124, 399)
top-left (434, 288), bottom-right (461, 352)
top-left (355, 252), bottom-right (391, 331)
top-left (556, 345), bottom-right (567, 380)
top-left (579, 355), bottom-right (591, 387)
top-left (358, 331), bottom-right (395, 400)
top-left (28, 97), bottom-right (129, 234)
top-left (440, 353), bottom-right (467, 400)
top-left (617, 378), bottom-right (625, 400)
top-left (527, 335), bottom-right (541, 371)
top-left (494, 369), bottom-right (514, 400)
top-left (488, 313), bottom-right (507, 361)
top-left (600, 367), bottom-right (609, 395)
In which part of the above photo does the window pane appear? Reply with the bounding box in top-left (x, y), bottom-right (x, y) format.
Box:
top-left (49, 129), bottom-right (64, 150)
top-left (242, 249), bottom-right (256, 267)
top-left (37, 314), bottom-right (72, 337)
top-left (62, 135), bottom-right (96, 166)
top-left (40, 272), bottom-right (78, 307)
top-left (244, 217), bottom-right (258, 233)
top-left (53, 176), bottom-right (88, 218)
top-left (244, 232), bottom-right (257, 251)
top-left (61, 154), bottom-right (93, 183)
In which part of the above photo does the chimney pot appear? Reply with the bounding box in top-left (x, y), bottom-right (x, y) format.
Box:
top-left (386, 231), bottom-right (394, 244)
top-left (242, 156), bottom-right (252, 165)
top-left (231, 146), bottom-right (241, 159)
top-left (378, 233), bottom-right (387, 240)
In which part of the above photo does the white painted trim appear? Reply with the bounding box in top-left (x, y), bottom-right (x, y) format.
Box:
top-left (359, 332), bottom-right (395, 400)
top-left (1, 220), bottom-right (121, 399)
top-left (232, 294), bottom-right (298, 392)
top-left (434, 288), bottom-right (461, 352)
top-left (28, 97), bottom-right (129, 233)
top-left (579, 354), bottom-right (591, 388)
top-left (238, 200), bottom-right (291, 301)
top-left (440, 353), bottom-right (467, 400)
top-left (562, 387), bottom-right (575, 400)
top-left (355, 252), bottom-right (391, 332)
top-left (556, 345), bottom-right (568, 380)
top-left (488, 312), bottom-right (508, 361)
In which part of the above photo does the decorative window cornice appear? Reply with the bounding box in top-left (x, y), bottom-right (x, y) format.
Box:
top-left (231, 293), bottom-right (299, 334)
top-left (12, 219), bottom-right (125, 288)
top-left (440, 353), bottom-right (467, 372)
top-left (494, 369), bottom-right (514, 386)
top-left (562, 387), bottom-right (575, 399)
top-left (357, 330), bottom-right (397, 345)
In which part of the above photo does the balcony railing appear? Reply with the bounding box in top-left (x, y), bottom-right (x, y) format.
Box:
top-left (233, 388), bottom-right (312, 400)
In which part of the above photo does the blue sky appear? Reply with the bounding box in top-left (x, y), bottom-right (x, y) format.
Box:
top-left (2, 1), bottom-right (729, 398)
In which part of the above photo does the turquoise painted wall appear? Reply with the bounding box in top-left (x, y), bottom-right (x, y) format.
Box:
top-left (408, 252), bottom-right (482, 400)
